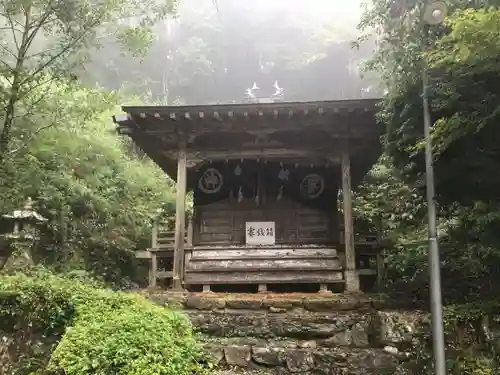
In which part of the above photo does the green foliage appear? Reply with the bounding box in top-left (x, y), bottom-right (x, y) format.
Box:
top-left (357, 2), bottom-right (500, 373)
top-left (0, 270), bottom-right (205, 375)
top-left (354, 155), bottom-right (426, 236)
top-left (359, 3), bottom-right (500, 206)
top-left (0, 0), bottom-right (177, 163)
top-left (0, 79), bottom-right (175, 285)
top-left (358, 1), bottom-right (500, 296)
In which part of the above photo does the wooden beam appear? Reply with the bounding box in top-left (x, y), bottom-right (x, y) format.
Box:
top-left (341, 148), bottom-right (360, 292)
top-left (142, 124), bottom-right (372, 138)
top-left (157, 271), bottom-right (173, 279)
top-left (173, 143), bottom-right (187, 290)
top-left (136, 250), bottom-right (152, 259)
top-left (182, 148), bottom-right (328, 161)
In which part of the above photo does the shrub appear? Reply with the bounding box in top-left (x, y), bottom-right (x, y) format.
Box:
top-left (0, 270), bottom-right (205, 375)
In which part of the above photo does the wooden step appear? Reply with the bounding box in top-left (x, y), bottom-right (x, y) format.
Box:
top-left (184, 269), bottom-right (344, 285)
top-left (189, 254), bottom-right (339, 261)
top-left (190, 247), bottom-right (338, 259)
top-left (186, 258), bottom-right (342, 272)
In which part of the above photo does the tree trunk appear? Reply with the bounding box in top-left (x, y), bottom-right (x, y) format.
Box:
top-left (0, 5), bottom-right (32, 165)
top-left (0, 85), bottom-right (20, 165)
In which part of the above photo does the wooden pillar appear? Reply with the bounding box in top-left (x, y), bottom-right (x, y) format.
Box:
top-left (341, 149), bottom-right (360, 292)
top-left (376, 218), bottom-right (384, 291)
top-left (148, 220), bottom-right (159, 288)
top-left (187, 217), bottom-right (193, 247)
top-left (149, 252), bottom-right (157, 288)
top-left (173, 145), bottom-right (187, 290)
top-left (152, 220), bottom-right (158, 248)
top-left (376, 249), bottom-right (384, 291)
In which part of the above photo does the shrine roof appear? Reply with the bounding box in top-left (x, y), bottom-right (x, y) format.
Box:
top-left (113, 98), bottom-right (383, 185)
top-left (119, 98), bottom-right (378, 119)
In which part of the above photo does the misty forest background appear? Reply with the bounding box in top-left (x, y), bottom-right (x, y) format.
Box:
top-left (2, 0), bottom-right (500, 374)
top-left (0, 0), bottom-right (380, 285)
top-left (1, 0), bottom-right (500, 300)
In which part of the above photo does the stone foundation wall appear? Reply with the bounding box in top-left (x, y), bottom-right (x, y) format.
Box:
top-left (146, 293), bottom-right (426, 375)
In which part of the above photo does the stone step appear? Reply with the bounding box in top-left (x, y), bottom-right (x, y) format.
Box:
top-left (146, 291), bottom-right (417, 312)
top-left (180, 293), bottom-right (389, 311)
top-left (189, 310), bottom-right (376, 342)
top-left (142, 292), bottom-right (425, 374)
top-left (205, 344), bottom-right (405, 375)
top-left (200, 335), bottom-right (372, 351)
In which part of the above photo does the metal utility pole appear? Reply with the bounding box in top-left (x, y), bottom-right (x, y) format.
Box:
top-left (420, 2), bottom-right (449, 374)
top-left (422, 66), bottom-right (446, 375)
top-left (389, 1), bottom-right (449, 374)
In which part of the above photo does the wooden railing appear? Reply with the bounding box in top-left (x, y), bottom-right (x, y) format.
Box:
top-left (136, 218), bottom-right (193, 288)
top-left (152, 218), bottom-right (193, 249)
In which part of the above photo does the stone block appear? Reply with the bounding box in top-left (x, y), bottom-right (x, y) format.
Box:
top-left (271, 318), bottom-right (345, 339)
top-left (226, 299), bottom-right (263, 310)
top-left (269, 306), bottom-right (288, 313)
top-left (251, 346), bottom-right (285, 366)
top-left (298, 340), bottom-right (317, 349)
top-left (352, 349), bottom-right (399, 369)
top-left (262, 299), bottom-right (296, 310)
top-left (303, 299), bottom-right (360, 312)
top-left (185, 296), bottom-right (225, 310)
top-left (351, 325), bottom-right (370, 347)
top-left (285, 349), bottom-right (314, 372)
top-left (323, 330), bottom-right (351, 347)
top-left (313, 350), bottom-right (349, 375)
top-left (204, 345), bottom-right (225, 364)
top-left (224, 345), bottom-right (251, 367)
top-left (377, 311), bottom-right (424, 346)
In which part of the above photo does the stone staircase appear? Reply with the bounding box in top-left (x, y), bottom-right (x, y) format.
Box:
top-left (146, 292), bottom-right (425, 375)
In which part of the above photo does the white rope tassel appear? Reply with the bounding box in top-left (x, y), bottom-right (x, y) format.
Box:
top-left (277, 186), bottom-right (284, 201)
top-left (238, 186), bottom-right (243, 203)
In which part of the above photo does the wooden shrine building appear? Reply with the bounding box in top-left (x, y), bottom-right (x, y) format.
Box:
top-left (113, 98), bottom-right (383, 293)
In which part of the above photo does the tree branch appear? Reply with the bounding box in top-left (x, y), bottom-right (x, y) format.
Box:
top-left (8, 120), bottom-right (58, 156)
top-left (5, 12), bottom-right (20, 52)
top-left (20, 15), bottom-right (105, 87)
top-left (18, 88), bottom-right (55, 119)
top-left (24, 46), bottom-right (59, 60)
top-left (24, 0), bottom-right (56, 52)
top-left (0, 42), bottom-right (19, 62)
top-left (17, 75), bottom-right (58, 102)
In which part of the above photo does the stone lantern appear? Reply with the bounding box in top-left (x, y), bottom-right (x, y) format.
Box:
top-left (0, 198), bottom-right (47, 269)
